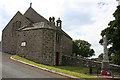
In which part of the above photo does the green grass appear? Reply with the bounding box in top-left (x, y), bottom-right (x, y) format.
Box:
top-left (12, 55), bottom-right (110, 80)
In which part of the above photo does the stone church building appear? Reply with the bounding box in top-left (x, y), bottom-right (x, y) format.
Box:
top-left (2, 4), bottom-right (72, 66)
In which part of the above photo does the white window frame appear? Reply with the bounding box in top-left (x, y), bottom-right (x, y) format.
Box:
top-left (21, 42), bottom-right (26, 47)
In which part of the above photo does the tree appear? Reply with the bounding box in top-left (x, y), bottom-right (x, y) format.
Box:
top-left (99, 6), bottom-right (120, 65)
top-left (72, 39), bottom-right (95, 57)
top-left (98, 53), bottom-right (103, 60)
top-left (98, 53), bottom-right (112, 61)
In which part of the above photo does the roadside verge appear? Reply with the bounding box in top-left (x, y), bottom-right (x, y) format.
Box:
top-left (10, 55), bottom-right (85, 80)
top-left (10, 55), bottom-right (110, 80)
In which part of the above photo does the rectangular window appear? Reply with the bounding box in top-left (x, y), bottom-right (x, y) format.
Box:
top-left (21, 42), bottom-right (26, 46)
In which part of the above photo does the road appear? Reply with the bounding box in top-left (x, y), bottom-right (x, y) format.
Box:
top-left (1, 52), bottom-right (67, 78)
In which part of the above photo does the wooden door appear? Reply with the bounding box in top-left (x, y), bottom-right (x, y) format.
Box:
top-left (56, 52), bottom-right (59, 66)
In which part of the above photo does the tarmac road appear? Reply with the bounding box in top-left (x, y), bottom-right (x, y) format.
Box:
top-left (1, 52), bottom-right (67, 78)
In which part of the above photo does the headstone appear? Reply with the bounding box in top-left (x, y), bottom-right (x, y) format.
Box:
top-left (101, 35), bottom-right (110, 71)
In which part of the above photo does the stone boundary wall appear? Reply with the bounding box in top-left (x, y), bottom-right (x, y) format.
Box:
top-left (62, 55), bottom-right (120, 72)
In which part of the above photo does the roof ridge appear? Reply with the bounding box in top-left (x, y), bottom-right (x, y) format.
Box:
top-left (3, 11), bottom-right (23, 31)
top-left (24, 7), bottom-right (49, 23)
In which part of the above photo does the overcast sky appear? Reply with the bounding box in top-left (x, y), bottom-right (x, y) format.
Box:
top-left (0, 0), bottom-right (118, 58)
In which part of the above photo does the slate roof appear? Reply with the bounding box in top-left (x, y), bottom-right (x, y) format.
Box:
top-left (22, 22), bottom-right (53, 31)
top-left (24, 7), bottom-right (49, 24)
top-left (22, 6), bottom-right (72, 40)
top-left (3, 5), bottom-right (72, 40)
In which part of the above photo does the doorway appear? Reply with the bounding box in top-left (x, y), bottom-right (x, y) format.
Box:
top-left (56, 52), bottom-right (59, 66)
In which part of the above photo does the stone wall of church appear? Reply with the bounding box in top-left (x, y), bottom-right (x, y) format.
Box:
top-left (42, 28), bottom-right (55, 65)
top-left (61, 34), bottom-right (72, 56)
top-left (17, 28), bottom-right (55, 66)
top-left (17, 29), bottom-right (43, 64)
top-left (55, 31), bottom-right (72, 65)
top-left (17, 28), bottom-right (72, 66)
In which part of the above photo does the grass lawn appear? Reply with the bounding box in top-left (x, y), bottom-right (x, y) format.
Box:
top-left (12, 55), bottom-right (113, 80)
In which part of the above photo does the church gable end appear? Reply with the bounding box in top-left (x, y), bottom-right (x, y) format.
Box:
top-left (24, 7), bottom-right (48, 24)
top-left (3, 11), bottom-right (30, 33)
top-left (2, 11), bottom-right (31, 53)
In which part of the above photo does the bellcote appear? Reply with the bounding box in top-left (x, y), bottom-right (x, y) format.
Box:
top-left (56, 18), bottom-right (62, 28)
top-left (49, 17), bottom-right (62, 29)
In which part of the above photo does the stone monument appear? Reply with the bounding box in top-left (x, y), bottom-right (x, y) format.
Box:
top-left (101, 35), bottom-right (110, 71)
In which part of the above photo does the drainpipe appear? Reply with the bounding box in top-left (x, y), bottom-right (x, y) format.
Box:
top-left (53, 30), bottom-right (56, 66)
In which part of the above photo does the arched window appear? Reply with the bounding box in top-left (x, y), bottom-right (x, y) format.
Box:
top-left (56, 33), bottom-right (61, 43)
top-left (12, 21), bottom-right (21, 31)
